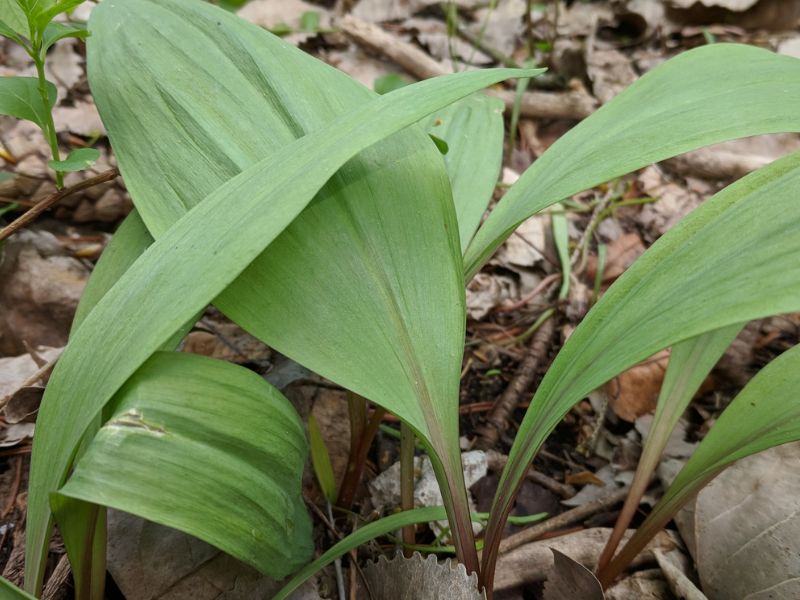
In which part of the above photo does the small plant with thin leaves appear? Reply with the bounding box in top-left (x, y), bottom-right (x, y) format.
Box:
top-left (0, 0), bottom-right (100, 186)
top-left (1, 1), bottom-right (799, 598)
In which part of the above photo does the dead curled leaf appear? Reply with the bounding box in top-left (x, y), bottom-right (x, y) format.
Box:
top-left (606, 350), bottom-right (670, 422)
top-left (106, 511), bottom-right (313, 600)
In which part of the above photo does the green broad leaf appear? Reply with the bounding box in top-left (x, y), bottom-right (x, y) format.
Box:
top-left (273, 506), bottom-right (450, 600)
top-left (0, 0), bottom-right (29, 38)
top-left (484, 151), bottom-right (800, 579)
top-left (42, 20), bottom-right (88, 52)
top-left (600, 342), bottom-right (800, 586)
top-left (308, 413), bottom-right (337, 504)
top-left (25, 10), bottom-right (531, 589)
top-left (0, 577), bottom-right (36, 599)
top-left (464, 44), bottom-right (800, 279)
top-left (32, 0), bottom-right (83, 31)
top-left (0, 20), bottom-right (27, 45)
top-left (48, 147), bottom-right (99, 172)
top-left (424, 93), bottom-right (505, 252)
top-left (58, 351), bottom-right (314, 580)
top-left (374, 73), bottom-right (412, 94)
top-left (0, 76), bottom-right (57, 130)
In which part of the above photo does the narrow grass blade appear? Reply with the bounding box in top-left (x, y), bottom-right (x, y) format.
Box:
top-left (273, 507), bottom-right (449, 600)
top-left (25, 62), bottom-right (532, 592)
top-left (309, 414), bottom-right (337, 505)
top-left (597, 324), bottom-right (742, 572)
top-left (464, 44), bottom-right (800, 279)
top-left (599, 342), bottom-right (800, 586)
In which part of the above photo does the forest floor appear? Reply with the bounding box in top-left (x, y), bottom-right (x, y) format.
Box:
top-left (1, 1), bottom-right (800, 599)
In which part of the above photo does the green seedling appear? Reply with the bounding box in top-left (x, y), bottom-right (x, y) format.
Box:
top-left (0, 0), bottom-right (96, 187)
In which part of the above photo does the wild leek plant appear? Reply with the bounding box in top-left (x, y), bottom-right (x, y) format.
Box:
top-left (1, 0), bottom-right (800, 598)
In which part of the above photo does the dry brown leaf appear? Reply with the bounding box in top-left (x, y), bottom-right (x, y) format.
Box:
top-left (636, 166), bottom-right (703, 238)
top-left (586, 48), bottom-right (638, 105)
top-left (0, 348), bottom-right (60, 398)
top-left (3, 387), bottom-right (44, 424)
top-left (666, 0), bottom-right (800, 29)
top-left (606, 350), bottom-right (670, 422)
top-left (323, 46), bottom-right (398, 88)
top-left (465, 273), bottom-right (519, 320)
top-left (181, 320), bottom-right (272, 365)
top-left (606, 569), bottom-right (672, 600)
top-left (692, 443), bottom-right (800, 600)
top-left (237, 0), bottom-right (330, 45)
top-left (668, 0), bottom-right (758, 9)
top-left (590, 232), bottom-right (645, 284)
top-left (105, 511), bottom-right (317, 600)
top-left (495, 527), bottom-right (678, 591)
top-left (0, 423), bottom-right (35, 448)
top-left (543, 549), bottom-right (604, 600)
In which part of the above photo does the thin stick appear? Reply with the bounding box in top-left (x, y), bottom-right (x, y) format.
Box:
top-left (498, 486), bottom-right (630, 554)
top-left (337, 406), bottom-right (386, 509)
top-left (337, 15), bottom-right (597, 120)
top-left (0, 168), bottom-right (119, 242)
top-left (475, 317), bottom-right (555, 450)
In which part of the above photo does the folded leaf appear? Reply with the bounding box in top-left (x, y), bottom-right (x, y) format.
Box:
top-left (483, 150), bottom-right (800, 582)
top-left (58, 352), bottom-right (312, 580)
top-left (0, 76), bottom-right (56, 130)
top-left (424, 93), bottom-right (505, 251)
top-left (465, 44), bottom-right (800, 279)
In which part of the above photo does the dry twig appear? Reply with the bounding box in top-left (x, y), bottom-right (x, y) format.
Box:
top-left (499, 486), bottom-right (631, 554)
top-left (337, 15), bottom-right (597, 120)
top-left (0, 168), bottom-right (119, 242)
top-left (475, 317), bottom-right (555, 450)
